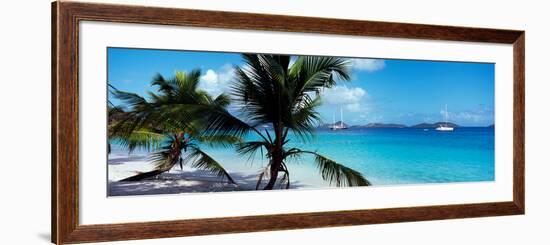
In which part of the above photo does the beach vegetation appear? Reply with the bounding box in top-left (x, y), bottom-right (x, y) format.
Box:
top-left (203, 54), bottom-right (371, 189)
top-left (109, 70), bottom-right (239, 183)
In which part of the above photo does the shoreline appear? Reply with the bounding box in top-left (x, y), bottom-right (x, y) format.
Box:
top-left (108, 150), bottom-right (320, 196)
top-left (108, 126), bottom-right (495, 196)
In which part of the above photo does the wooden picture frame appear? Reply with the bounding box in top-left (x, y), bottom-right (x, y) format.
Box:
top-left (52, 1), bottom-right (525, 244)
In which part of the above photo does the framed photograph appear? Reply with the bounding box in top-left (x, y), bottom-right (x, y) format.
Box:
top-left (52, 1), bottom-right (525, 244)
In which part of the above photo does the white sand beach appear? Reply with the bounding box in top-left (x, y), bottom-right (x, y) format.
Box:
top-left (108, 150), bottom-right (325, 196)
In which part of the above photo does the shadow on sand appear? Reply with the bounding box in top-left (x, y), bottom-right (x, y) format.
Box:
top-left (107, 154), bottom-right (150, 165)
top-left (108, 169), bottom-right (307, 196)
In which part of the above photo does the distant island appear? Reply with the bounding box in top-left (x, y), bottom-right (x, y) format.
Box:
top-left (314, 121), bottom-right (486, 129)
top-left (353, 123), bottom-right (407, 128)
top-left (410, 122), bottom-right (460, 128)
top-left (260, 121), bottom-right (490, 130)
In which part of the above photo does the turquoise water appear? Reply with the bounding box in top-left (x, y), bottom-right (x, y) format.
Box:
top-left (111, 127), bottom-right (494, 186)
top-left (198, 127), bottom-right (495, 186)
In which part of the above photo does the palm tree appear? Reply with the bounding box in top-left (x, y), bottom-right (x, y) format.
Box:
top-left (109, 70), bottom-right (240, 183)
top-left (107, 83), bottom-right (125, 154)
top-left (204, 54), bottom-right (371, 190)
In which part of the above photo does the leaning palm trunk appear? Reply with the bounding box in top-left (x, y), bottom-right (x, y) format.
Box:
top-left (120, 168), bottom-right (171, 181)
top-left (117, 133), bottom-right (238, 184)
top-left (120, 140), bottom-right (182, 181)
top-left (110, 70), bottom-right (240, 185)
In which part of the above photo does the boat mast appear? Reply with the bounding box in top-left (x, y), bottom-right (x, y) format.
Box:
top-left (340, 107), bottom-right (344, 127)
top-left (445, 104), bottom-right (448, 126)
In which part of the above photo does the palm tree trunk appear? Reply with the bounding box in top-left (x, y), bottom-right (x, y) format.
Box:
top-left (263, 84), bottom-right (285, 190)
top-left (121, 137), bottom-right (182, 182)
top-left (263, 159), bottom-right (281, 190)
top-left (263, 125), bottom-right (284, 190)
top-left (119, 167), bottom-right (171, 181)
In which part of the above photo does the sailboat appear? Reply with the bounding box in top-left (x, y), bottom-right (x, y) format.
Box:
top-left (329, 107), bottom-right (348, 130)
top-left (436, 104), bottom-right (454, 131)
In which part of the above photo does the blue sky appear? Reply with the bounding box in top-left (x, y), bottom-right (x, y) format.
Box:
top-left (108, 47), bottom-right (494, 126)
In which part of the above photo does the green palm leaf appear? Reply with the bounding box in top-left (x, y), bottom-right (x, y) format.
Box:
top-left (288, 95), bottom-right (322, 140)
top-left (236, 141), bottom-right (270, 156)
top-left (149, 144), bottom-right (177, 171)
top-left (111, 70), bottom-right (242, 183)
top-left (295, 150), bottom-right (371, 187)
top-left (230, 54), bottom-right (367, 190)
top-left (187, 146), bottom-right (236, 184)
top-left (290, 56), bottom-right (351, 94)
top-left (111, 129), bottom-right (165, 153)
top-left (197, 135), bottom-right (243, 148)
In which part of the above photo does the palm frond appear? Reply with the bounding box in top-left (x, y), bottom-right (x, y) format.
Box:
top-left (230, 55), bottom-right (284, 125)
top-left (113, 90), bottom-right (149, 110)
top-left (149, 145), bottom-right (176, 170)
top-left (197, 105), bottom-right (254, 138)
top-left (213, 93), bottom-right (232, 108)
top-left (288, 95), bottom-right (322, 140)
top-left (151, 73), bottom-right (177, 96)
top-left (175, 69), bottom-right (201, 91)
top-left (108, 104), bottom-right (124, 115)
top-left (290, 56), bottom-right (351, 94)
top-left (139, 103), bottom-right (252, 138)
top-left (187, 146), bottom-right (236, 184)
top-left (107, 83), bottom-right (118, 91)
top-left (111, 129), bottom-right (165, 153)
top-left (231, 54), bottom-right (352, 144)
top-left (236, 141), bottom-right (270, 157)
top-left (297, 150), bottom-right (370, 187)
top-left (197, 135), bottom-right (243, 148)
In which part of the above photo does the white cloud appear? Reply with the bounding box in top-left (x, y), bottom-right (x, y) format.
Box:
top-left (440, 107), bottom-right (494, 124)
top-left (352, 59), bottom-right (385, 72)
top-left (345, 103), bottom-right (361, 112)
top-left (199, 64), bottom-right (235, 97)
top-left (201, 70), bottom-right (218, 86)
top-left (322, 86), bottom-right (366, 105)
top-left (318, 86), bottom-right (373, 124)
top-left (452, 111), bottom-right (490, 123)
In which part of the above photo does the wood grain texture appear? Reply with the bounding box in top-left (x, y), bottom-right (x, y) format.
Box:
top-left (513, 33), bottom-right (526, 213)
top-left (64, 202), bottom-right (522, 244)
top-left (60, 1), bottom-right (523, 43)
top-left (53, 1), bottom-right (80, 244)
top-left (51, 2), bottom-right (58, 243)
top-left (51, 1), bottom-right (525, 244)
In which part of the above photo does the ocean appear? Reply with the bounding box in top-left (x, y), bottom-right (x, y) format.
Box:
top-left (110, 127), bottom-right (495, 188)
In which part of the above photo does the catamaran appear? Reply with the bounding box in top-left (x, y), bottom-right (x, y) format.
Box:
top-left (436, 104), bottom-right (454, 131)
top-left (330, 107), bottom-right (348, 130)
